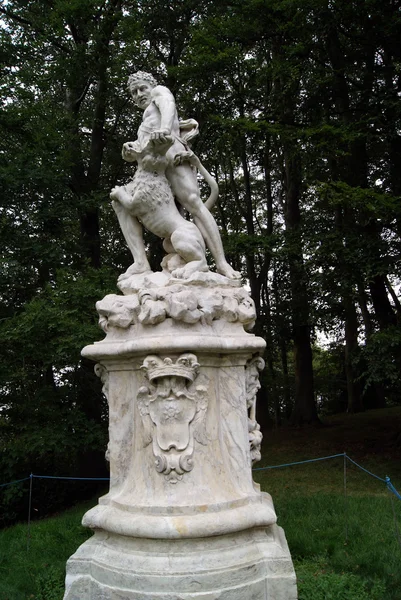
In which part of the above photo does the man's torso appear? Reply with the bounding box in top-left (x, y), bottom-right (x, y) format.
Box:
top-left (137, 99), bottom-right (181, 148)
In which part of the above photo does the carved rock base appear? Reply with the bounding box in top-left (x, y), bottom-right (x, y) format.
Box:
top-left (64, 281), bottom-right (297, 598)
top-left (64, 525), bottom-right (297, 600)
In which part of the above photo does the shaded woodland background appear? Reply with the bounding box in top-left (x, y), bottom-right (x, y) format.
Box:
top-left (1, 0), bottom-right (400, 524)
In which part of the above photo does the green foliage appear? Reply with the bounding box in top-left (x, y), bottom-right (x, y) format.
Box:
top-left (297, 559), bottom-right (386, 600)
top-left (360, 326), bottom-right (401, 398)
top-left (312, 345), bottom-right (347, 414)
top-left (0, 266), bottom-right (115, 524)
top-left (253, 408), bottom-right (401, 599)
top-left (0, 499), bottom-right (95, 599)
top-left (34, 566), bottom-right (65, 600)
top-left (1, 410), bottom-right (400, 597)
top-left (1, 476), bottom-right (400, 598)
top-left (1, 0), bottom-right (401, 521)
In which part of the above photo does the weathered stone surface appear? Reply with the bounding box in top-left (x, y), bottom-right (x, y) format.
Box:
top-left (65, 526), bottom-right (297, 600)
top-left (110, 70), bottom-right (240, 282)
top-left (97, 274), bottom-right (255, 332)
top-left (79, 323), bottom-right (273, 539)
top-left (64, 70), bottom-right (297, 599)
top-left (64, 295), bottom-right (297, 597)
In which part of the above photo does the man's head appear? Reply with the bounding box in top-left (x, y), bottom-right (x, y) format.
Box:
top-left (127, 72), bottom-right (157, 109)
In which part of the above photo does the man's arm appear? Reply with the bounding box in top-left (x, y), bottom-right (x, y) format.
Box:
top-left (150, 85), bottom-right (176, 141)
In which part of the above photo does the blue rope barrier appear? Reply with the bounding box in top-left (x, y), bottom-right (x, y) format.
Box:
top-left (1, 454), bottom-right (399, 501)
top-left (386, 477), bottom-right (401, 502)
top-left (344, 455), bottom-right (386, 483)
top-left (32, 475), bottom-right (110, 481)
top-left (252, 452), bottom-right (345, 471)
top-left (0, 477), bottom-right (31, 489)
top-left (252, 452), bottom-right (401, 502)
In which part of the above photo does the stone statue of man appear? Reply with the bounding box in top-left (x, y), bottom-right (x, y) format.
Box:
top-left (112, 71), bottom-right (239, 280)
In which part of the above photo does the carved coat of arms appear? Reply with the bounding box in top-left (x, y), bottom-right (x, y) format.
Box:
top-left (137, 353), bottom-right (208, 483)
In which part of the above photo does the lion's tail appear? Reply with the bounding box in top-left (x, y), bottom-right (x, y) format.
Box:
top-left (193, 158), bottom-right (219, 211)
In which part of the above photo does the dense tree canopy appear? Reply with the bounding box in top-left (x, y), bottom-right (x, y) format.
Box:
top-left (1, 0), bottom-right (400, 522)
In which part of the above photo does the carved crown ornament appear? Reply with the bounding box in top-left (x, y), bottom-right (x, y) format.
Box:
top-left (142, 354), bottom-right (200, 383)
top-left (137, 353), bottom-right (208, 484)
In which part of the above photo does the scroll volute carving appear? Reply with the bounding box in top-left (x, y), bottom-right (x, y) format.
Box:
top-left (245, 357), bottom-right (265, 465)
top-left (94, 364), bottom-right (110, 462)
top-left (137, 354), bottom-right (208, 483)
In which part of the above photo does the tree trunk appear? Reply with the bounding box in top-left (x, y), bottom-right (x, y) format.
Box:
top-left (357, 282), bottom-right (386, 409)
top-left (280, 340), bottom-right (292, 420)
top-left (272, 269), bottom-right (292, 419)
top-left (262, 276), bottom-right (281, 427)
top-left (369, 275), bottom-right (397, 330)
top-left (283, 149), bottom-right (318, 425)
top-left (271, 39), bottom-right (318, 425)
top-left (325, 13), bottom-right (367, 412)
top-left (66, 1), bottom-right (122, 269)
top-left (343, 292), bottom-right (363, 412)
top-left (385, 276), bottom-right (401, 322)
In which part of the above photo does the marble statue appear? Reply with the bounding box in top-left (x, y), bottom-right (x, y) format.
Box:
top-left (63, 71), bottom-right (297, 600)
top-left (110, 71), bottom-right (240, 283)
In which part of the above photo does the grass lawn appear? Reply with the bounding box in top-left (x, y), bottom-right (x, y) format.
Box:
top-left (1, 407), bottom-right (400, 599)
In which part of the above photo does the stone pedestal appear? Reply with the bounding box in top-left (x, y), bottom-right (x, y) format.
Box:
top-left (64, 275), bottom-right (297, 599)
top-left (65, 526), bottom-right (296, 599)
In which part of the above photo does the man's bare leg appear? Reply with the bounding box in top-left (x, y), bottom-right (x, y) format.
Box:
top-left (110, 189), bottom-right (152, 276)
top-left (192, 207), bottom-right (240, 279)
top-left (167, 166), bottom-right (240, 279)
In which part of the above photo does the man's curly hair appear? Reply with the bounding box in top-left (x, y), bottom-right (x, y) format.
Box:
top-left (127, 71), bottom-right (157, 91)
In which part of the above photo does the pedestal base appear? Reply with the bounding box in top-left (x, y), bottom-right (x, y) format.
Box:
top-left (66, 278), bottom-right (297, 598)
top-left (64, 525), bottom-right (297, 600)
